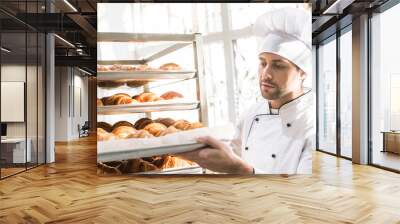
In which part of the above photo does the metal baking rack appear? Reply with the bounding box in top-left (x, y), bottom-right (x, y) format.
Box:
top-left (97, 33), bottom-right (208, 174)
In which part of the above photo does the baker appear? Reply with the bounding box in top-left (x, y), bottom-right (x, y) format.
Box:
top-left (177, 7), bottom-right (315, 174)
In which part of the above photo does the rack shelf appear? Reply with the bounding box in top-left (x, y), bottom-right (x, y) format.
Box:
top-left (97, 101), bottom-right (199, 115)
top-left (98, 142), bottom-right (206, 162)
top-left (97, 32), bottom-right (197, 42)
top-left (97, 70), bottom-right (196, 81)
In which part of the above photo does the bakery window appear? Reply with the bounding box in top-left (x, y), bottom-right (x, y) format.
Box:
top-left (370, 3), bottom-right (400, 172)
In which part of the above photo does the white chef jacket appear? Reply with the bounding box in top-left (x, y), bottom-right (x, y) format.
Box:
top-left (230, 90), bottom-right (315, 174)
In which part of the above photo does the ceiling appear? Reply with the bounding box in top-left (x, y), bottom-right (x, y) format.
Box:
top-left (0, 0), bottom-right (97, 73)
top-left (311, 0), bottom-right (391, 44)
top-left (2, 0), bottom-right (398, 72)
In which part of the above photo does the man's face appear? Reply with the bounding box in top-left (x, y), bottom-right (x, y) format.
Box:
top-left (258, 52), bottom-right (306, 100)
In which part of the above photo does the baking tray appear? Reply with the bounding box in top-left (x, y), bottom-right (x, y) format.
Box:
top-left (97, 142), bottom-right (207, 163)
top-left (97, 101), bottom-right (199, 115)
top-left (97, 70), bottom-right (196, 81)
top-left (133, 166), bottom-right (204, 174)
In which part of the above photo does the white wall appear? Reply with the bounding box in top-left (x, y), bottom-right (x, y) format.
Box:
top-left (71, 72), bottom-right (89, 138)
top-left (1, 64), bottom-right (46, 164)
top-left (54, 67), bottom-right (89, 141)
top-left (1, 65), bottom-right (27, 138)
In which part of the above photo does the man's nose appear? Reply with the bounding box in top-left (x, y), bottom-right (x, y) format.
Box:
top-left (261, 65), bottom-right (273, 80)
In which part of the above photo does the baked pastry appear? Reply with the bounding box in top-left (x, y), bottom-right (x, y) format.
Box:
top-left (97, 65), bottom-right (108, 71)
top-left (143, 123), bottom-right (167, 137)
top-left (142, 156), bottom-right (158, 163)
top-left (159, 63), bottom-right (181, 71)
top-left (159, 126), bottom-right (180, 136)
top-left (130, 129), bottom-right (154, 138)
top-left (151, 155), bottom-right (170, 169)
top-left (187, 122), bottom-right (204, 130)
top-left (160, 91), bottom-right (183, 100)
top-left (97, 80), bottom-right (126, 88)
top-left (137, 64), bottom-right (150, 71)
top-left (126, 80), bottom-right (149, 88)
top-left (97, 122), bottom-right (113, 132)
top-left (121, 65), bottom-right (136, 71)
top-left (134, 118), bottom-right (153, 130)
top-left (101, 96), bottom-right (112, 106)
top-left (97, 161), bottom-right (123, 175)
top-left (97, 127), bottom-right (107, 134)
top-left (132, 94), bottom-right (140, 101)
top-left (124, 159), bottom-right (143, 173)
top-left (97, 128), bottom-right (116, 141)
top-left (109, 64), bottom-right (122, 71)
top-left (162, 156), bottom-right (178, 168)
top-left (136, 92), bottom-right (163, 102)
top-left (102, 93), bottom-right (132, 105)
top-left (113, 93), bottom-right (131, 97)
top-left (172, 119), bottom-right (191, 130)
top-left (114, 95), bottom-right (133, 105)
top-left (154, 118), bottom-right (175, 127)
top-left (112, 126), bottom-right (137, 139)
top-left (139, 160), bottom-right (158, 172)
top-left (97, 98), bottom-right (103, 107)
top-left (112, 121), bottom-right (135, 130)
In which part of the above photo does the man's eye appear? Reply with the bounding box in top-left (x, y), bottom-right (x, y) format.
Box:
top-left (273, 63), bottom-right (286, 69)
top-left (260, 62), bottom-right (267, 67)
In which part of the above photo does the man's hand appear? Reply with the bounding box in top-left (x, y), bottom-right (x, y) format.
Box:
top-left (175, 136), bottom-right (254, 174)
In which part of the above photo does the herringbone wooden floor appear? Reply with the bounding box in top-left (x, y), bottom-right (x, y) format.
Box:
top-left (1, 136), bottom-right (400, 224)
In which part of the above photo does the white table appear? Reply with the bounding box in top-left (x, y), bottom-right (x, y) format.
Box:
top-left (1, 138), bottom-right (31, 163)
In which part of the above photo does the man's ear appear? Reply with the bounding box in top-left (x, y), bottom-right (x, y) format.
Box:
top-left (299, 70), bottom-right (306, 82)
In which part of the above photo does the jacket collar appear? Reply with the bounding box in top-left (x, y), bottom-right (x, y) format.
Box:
top-left (263, 88), bottom-right (315, 120)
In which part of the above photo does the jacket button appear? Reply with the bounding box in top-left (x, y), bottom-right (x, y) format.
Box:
top-left (286, 123), bottom-right (291, 127)
top-left (271, 154), bottom-right (276, 158)
top-left (255, 117), bottom-right (259, 122)
top-left (245, 147), bottom-right (249, 150)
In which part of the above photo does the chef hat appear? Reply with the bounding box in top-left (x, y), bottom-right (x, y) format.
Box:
top-left (253, 7), bottom-right (312, 76)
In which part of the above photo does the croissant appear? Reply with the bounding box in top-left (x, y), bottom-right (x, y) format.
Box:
top-left (97, 161), bottom-right (123, 175)
top-left (103, 93), bottom-right (132, 105)
top-left (124, 159), bottom-right (143, 173)
top-left (97, 65), bottom-right (108, 71)
top-left (143, 123), bottom-right (167, 137)
top-left (136, 92), bottom-right (162, 102)
top-left (97, 128), bottom-right (116, 141)
top-left (137, 64), bottom-right (150, 71)
top-left (97, 122), bottom-right (113, 132)
top-left (133, 118), bottom-right (153, 130)
top-left (130, 129), bottom-right (154, 138)
top-left (101, 96), bottom-right (113, 106)
top-left (97, 127), bottom-right (107, 134)
top-left (121, 65), bottom-right (136, 71)
top-left (159, 126), bottom-right (180, 136)
top-left (109, 64), bottom-right (122, 71)
top-left (114, 95), bottom-right (133, 105)
top-left (172, 119), bottom-right (191, 130)
top-left (112, 126), bottom-right (137, 139)
top-left (97, 98), bottom-right (103, 107)
top-left (161, 156), bottom-right (178, 168)
top-left (159, 63), bottom-right (181, 71)
top-left (139, 160), bottom-right (158, 172)
top-left (187, 122), bottom-right (204, 130)
top-left (97, 80), bottom-right (125, 88)
top-left (132, 94), bottom-right (140, 101)
top-left (160, 91), bottom-right (183, 100)
top-left (112, 121), bottom-right (135, 130)
top-left (126, 80), bottom-right (149, 88)
top-left (154, 118), bottom-right (175, 127)
top-left (113, 93), bottom-right (131, 97)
